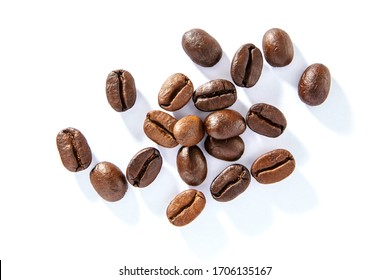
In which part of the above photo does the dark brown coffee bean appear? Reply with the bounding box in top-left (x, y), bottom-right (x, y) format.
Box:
top-left (192, 79), bottom-right (237, 111)
top-left (204, 136), bottom-right (244, 161)
top-left (251, 149), bottom-right (295, 184)
top-left (298, 63), bottom-right (331, 106)
top-left (204, 109), bottom-right (246, 140)
top-left (56, 127), bottom-right (92, 172)
top-left (143, 110), bottom-right (178, 148)
top-left (182, 28), bottom-right (222, 67)
top-left (177, 145), bottom-right (207, 186)
top-left (106, 69), bottom-right (136, 112)
top-left (246, 103), bottom-right (287, 138)
top-left (262, 28), bottom-right (294, 67)
top-left (126, 147), bottom-right (162, 188)
top-left (231, 43), bottom-right (263, 88)
top-left (90, 161), bottom-right (128, 202)
top-left (166, 189), bottom-right (206, 226)
top-left (173, 115), bottom-right (205, 147)
top-left (158, 73), bottom-right (194, 111)
top-left (210, 164), bottom-right (251, 202)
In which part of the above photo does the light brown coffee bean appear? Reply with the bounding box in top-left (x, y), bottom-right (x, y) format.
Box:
top-left (105, 69), bottom-right (136, 112)
top-left (143, 110), bottom-right (178, 148)
top-left (173, 115), bottom-right (205, 147)
top-left (158, 73), bottom-right (194, 111)
top-left (262, 28), bottom-right (294, 67)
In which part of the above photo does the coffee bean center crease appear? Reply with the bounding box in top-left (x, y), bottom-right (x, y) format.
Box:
top-left (254, 157), bottom-right (293, 176)
top-left (214, 170), bottom-right (248, 197)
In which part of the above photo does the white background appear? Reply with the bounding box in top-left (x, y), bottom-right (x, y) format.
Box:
top-left (1, 0), bottom-right (389, 279)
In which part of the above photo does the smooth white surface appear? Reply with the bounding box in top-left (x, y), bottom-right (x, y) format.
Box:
top-left (1, 0), bottom-right (389, 279)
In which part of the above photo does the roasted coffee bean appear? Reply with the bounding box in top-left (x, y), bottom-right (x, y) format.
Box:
top-left (182, 28), bottom-right (222, 67)
top-left (126, 147), bottom-right (162, 188)
top-left (262, 28), bottom-right (294, 67)
top-left (204, 109), bottom-right (246, 139)
top-left (246, 103), bottom-right (287, 138)
top-left (166, 189), bottom-right (206, 226)
top-left (56, 127), bottom-right (92, 172)
top-left (231, 43), bottom-right (263, 88)
top-left (158, 73), bottom-right (194, 111)
top-left (173, 115), bottom-right (205, 147)
top-left (105, 69), bottom-right (136, 112)
top-left (210, 164), bottom-right (251, 202)
top-left (298, 63), bottom-right (331, 106)
top-left (177, 145), bottom-right (207, 186)
top-left (90, 161), bottom-right (128, 202)
top-left (251, 149), bottom-right (295, 184)
top-left (192, 79), bottom-right (237, 111)
top-left (143, 110), bottom-right (178, 148)
top-left (204, 136), bottom-right (244, 161)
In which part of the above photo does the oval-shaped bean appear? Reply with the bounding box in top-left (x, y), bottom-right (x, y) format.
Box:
top-left (231, 43), bottom-right (263, 88)
top-left (143, 110), bottom-right (178, 148)
top-left (166, 189), bottom-right (206, 226)
top-left (105, 69), bottom-right (136, 112)
top-left (251, 149), bottom-right (295, 184)
top-left (177, 145), bottom-right (207, 186)
top-left (246, 103), bottom-right (287, 137)
top-left (173, 115), bottom-right (205, 147)
top-left (182, 28), bottom-right (222, 67)
top-left (192, 79), bottom-right (237, 111)
top-left (56, 127), bottom-right (92, 172)
top-left (158, 73), bottom-right (194, 111)
top-left (298, 63), bottom-right (331, 106)
top-left (204, 109), bottom-right (246, 140)
top-left (126, 147), bottom-right (163, 188)
top-left (204, 136), bottom-right (245, 161)
top-left (262, 28), bottom-right (294, 67)
top-left (90, 161), bottom-right (128, 202)
top-left (210, 164), bottom-right (251, 202)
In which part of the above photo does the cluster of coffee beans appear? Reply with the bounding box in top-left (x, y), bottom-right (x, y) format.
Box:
top-left (57, 27), bottom-right (331, 227)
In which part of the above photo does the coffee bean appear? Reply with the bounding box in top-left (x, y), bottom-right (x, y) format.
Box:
top-left (210, 164), bottom-right (251, 202)
top-left (143, 110), bottom-right (178, 148)
top-left (204, 109), bottom-right (246, 139)
top-left (251, 149), bottom-right (295, 184)
top-left (56, 127), bottom-right (92, 172)
top-left (246, 103), bottom-right (287, 137)
top-left (231, 43), bottom-right (263, 88)
top-left (262, 28), bottom-right (294, 67)
top-left (90, 161), bottom-right (128, 202)
top-left (177, 145), bottom-right (207, 186)
top-left (158, 73), bottom-right (194, 111)
top-left (126, 147), bottom-right (163, 188)
top-left (166, 189), bottom-right (206, 226)
top-left (204, 136), bottom-right (244, 161)
top-left (192, 79), bottom-right (237, 111)
top-left (105, 69), bottom-right (136, 112)
top-left (298, 63), bottom-right (331, 106)
top-left (173, 115), bottom-right (205, 147)
top-left (182, 28), bottom-right (222, 67)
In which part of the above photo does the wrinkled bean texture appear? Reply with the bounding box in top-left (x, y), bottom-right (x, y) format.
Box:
top-left (106, 69), bottom-right (136, 112)
top-left (246, 103), bottom-right (287, 137)
top-left (262, 28), bottom-right (294, 67)
top-left (193, 79), bottom-right (237, 111)
top-left (204, 109), bottom-right (246, 139)
top-left (90, 161), bottom-right (128, 202)
top-left (173, 115), bottom-right (205, 147)
top-left (205, 136), bottom-right (244, 161)
top-left (143, 110), bottom-right (178, 148)
top-left (231, 43), bottom-right (263, 88)
top-left (126, 147), bottom-right (162, 188)
top-left (166, 189), bottom-right (206, 226)
top-left (182, 28), bottom-right (222, 67)
top-left (177, 145), bottom-right (207, 186)
top-left (298, 63), bottom-right (331, 106)
top-left (56, 127), bottom-right (92, 172)
top-left (251, 149), bottom-right (295, 184)
top-left (210, 164), bottom-right (251, 202)
top-left (158, 73), bottom-right (194, 111)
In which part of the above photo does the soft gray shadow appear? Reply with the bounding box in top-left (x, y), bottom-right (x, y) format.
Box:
top-left (180, 194), bottom-right (228, 259)
top-left (230, 97), bottom-right (249, 118)
top-left (308, 78), bottom-right (353, 134)
top-left (272, 44), bottom-right (308, 88)
top-left (195, 51), bottom-right (232, 81)
top-left (158, 145), bottom-right (180, 170)
top-left (74, 153), bottom-right (99, 202)
top-left (104, 186), bottom-right (140, 225)
top-left (138, 166), bottom-right (180, 216)
top-left (121, 90), bottom-right (152, 141)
